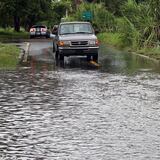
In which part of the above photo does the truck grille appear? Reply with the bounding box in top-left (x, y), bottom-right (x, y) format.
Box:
top-left (71, 41), bottom-right (88, 46)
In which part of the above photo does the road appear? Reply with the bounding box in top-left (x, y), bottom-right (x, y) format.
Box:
top-left (0, 39), bottom-right (160, 160)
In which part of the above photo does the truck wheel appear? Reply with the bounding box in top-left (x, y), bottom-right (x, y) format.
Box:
top-left (87, 55), bottom-right (91, 61)
top-left (55, 51), bottom-right (59, 59)
top-left (53, 44), bottom-right (55, 52)
top-left (59, 54), bottom-right (64, 61)
top-left (93, 54), bottom-right (98, 63)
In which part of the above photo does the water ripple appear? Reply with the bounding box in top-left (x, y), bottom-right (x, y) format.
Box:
top-left (0, 69), bottom-right (160, 159)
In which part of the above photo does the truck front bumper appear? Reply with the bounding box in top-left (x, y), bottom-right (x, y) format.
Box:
top-left (58, 47), bottom-right (99, 56)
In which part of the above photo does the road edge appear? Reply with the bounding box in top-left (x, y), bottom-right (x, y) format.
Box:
top-left (19, 42), bottom-right (30, 64)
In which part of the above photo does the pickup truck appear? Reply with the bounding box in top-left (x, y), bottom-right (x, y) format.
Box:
top-left (53, 21), bottom-right (99, 62)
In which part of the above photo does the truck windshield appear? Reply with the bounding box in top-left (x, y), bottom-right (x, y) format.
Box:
top-left (59, 23), bottom-right (93, 35)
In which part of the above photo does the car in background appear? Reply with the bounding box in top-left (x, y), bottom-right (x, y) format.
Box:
top-left (29, 25), bottom-right (50, 39)
top-left (53, 21), bottom-right (99, 62)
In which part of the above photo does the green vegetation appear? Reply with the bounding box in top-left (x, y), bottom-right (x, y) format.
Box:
top-left (0, 0), bottom-right (160, 60)
top-left (0, 0), bottom-right (52, 32)
top-left (0, 43), bottom-right (20, 69)
top-left (97, 33), bottom-right (123, 48)
top-left (66, 3), bottom-right (116, 32)
top-left (0, 28), bottom-right (29, 41)
top-left (66, 0), bottom-right (160, 60)
top-left (0, 0), bottom-right (70, 40)
top-left (0, 0), bottom-right (71, 32)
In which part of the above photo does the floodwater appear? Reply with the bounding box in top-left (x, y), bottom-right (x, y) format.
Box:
top-left (0, 41), bottom-right (160, 160)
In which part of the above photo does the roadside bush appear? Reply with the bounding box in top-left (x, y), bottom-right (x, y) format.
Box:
top-left (67, 3), bottom-right (116, 32)
top-left (92, 4), bottom-right (116, 32)
top-left (120, 0), bottom-right (156, 48)
top-left (65, 0), bottom-right (160, 59)
top-left (0, 27), bottom-right (29, 39)
top-left (97, 32), bottom-right (123, 48)
top-left (116, 17), bottom-right (140, 48)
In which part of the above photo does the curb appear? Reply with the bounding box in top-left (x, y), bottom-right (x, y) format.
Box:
top-left (18, 48), bottom-right (25, 64)
top-left (132, 52), bottom-right (160, 64)
top-left (19, 42), bottom-right (30, 64)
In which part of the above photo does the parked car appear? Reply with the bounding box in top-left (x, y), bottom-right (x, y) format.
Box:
top-left (53, 21), bottom-right (99, 62)
top-left (29, 25), bottom-right (50, 39)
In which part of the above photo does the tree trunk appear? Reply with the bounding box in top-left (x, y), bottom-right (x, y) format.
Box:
top-left (14, 16), bottom-right (20, 32)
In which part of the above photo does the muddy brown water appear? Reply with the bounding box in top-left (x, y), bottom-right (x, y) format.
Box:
top-left (0, 41), bottom-right (160, 160)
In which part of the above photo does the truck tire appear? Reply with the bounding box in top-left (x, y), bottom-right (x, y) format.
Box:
top-left (59, 54), bottom-right (64, 61)
top-left (55, 50), bottom-right (59, 59)
top-left (53, 43), bottom-right (55, 52)
top-left (87, 55), bottom-right (91, 61)
top-left (93, 54), bottom-right (98, 63)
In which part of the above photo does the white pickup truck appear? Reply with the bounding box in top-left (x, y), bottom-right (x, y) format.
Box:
top-left (53, 21), bottom-right (99, 62)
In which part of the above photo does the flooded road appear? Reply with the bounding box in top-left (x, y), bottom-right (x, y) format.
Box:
top-left (0, 40), bottom-right (160, 160)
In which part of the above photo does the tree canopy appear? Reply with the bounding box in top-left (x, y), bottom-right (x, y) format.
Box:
top-left (0, 0), bottom-right (53, 31)
top-left (0, 0), bottom-right (159, 33)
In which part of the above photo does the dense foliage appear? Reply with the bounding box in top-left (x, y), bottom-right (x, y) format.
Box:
top-left (67, 0), bottom-right (160, 51)
top-left (0, 0), bottom-right (160, 52)
top-left (0, 0), bottom-right (63, 31)
top-left (0, 0), bottom-right (73, 31)
top-left (96, 0), bottom-right (128, 15)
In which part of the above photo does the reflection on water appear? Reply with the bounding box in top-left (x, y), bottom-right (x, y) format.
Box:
top-left (100, 44), bottom-right (160, 74)
top-left (0, 43), bottom-right (160, 159)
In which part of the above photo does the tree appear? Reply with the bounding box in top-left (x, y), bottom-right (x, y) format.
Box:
top-left (23, 0), bottom-right (53, 31)
top-left (0, 0), bottom-right (29, 31)
top-left (51, 0), bottom-right (72, 24)
top-left (0, 1), bottom-right (12, 28)
top-left (96, 0), bottom-right (128, 15)
top-left (0, 0), bottom-right (53, 31)
top-left (149, 0), bottom-right (160, 22)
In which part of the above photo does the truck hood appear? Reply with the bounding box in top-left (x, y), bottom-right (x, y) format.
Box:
top-left (59, 34), bottom-right (97, 41)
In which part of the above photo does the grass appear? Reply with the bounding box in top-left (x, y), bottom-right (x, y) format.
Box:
top-left (0, 43), bottom-right (20, 69)
top-left (0, 27), bottom-right (29, 41)
top-left (98, 32), bottom-right (160, 61)
top-left (137, 47), bottom-right (160, 60)
top-left (97, 32), bottom-right (124, 48)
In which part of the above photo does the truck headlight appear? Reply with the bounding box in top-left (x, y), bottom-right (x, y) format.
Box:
top-left (89, 40), bottom-right (99, 46)
top-left (58, 41), bottom-right (70, 47)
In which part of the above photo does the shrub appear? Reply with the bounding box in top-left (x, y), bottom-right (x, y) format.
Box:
top-left (116, 17), bottom-right (140, 48)
top-left (120, 0), bottom-right (156, 48)
top-left (97, 32), bottom-right (123, 48)
top-left (67, 3), bottom-right (116, 32)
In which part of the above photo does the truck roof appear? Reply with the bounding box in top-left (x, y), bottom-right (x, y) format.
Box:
top-left (59, 21), bottom-right (91, 25)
